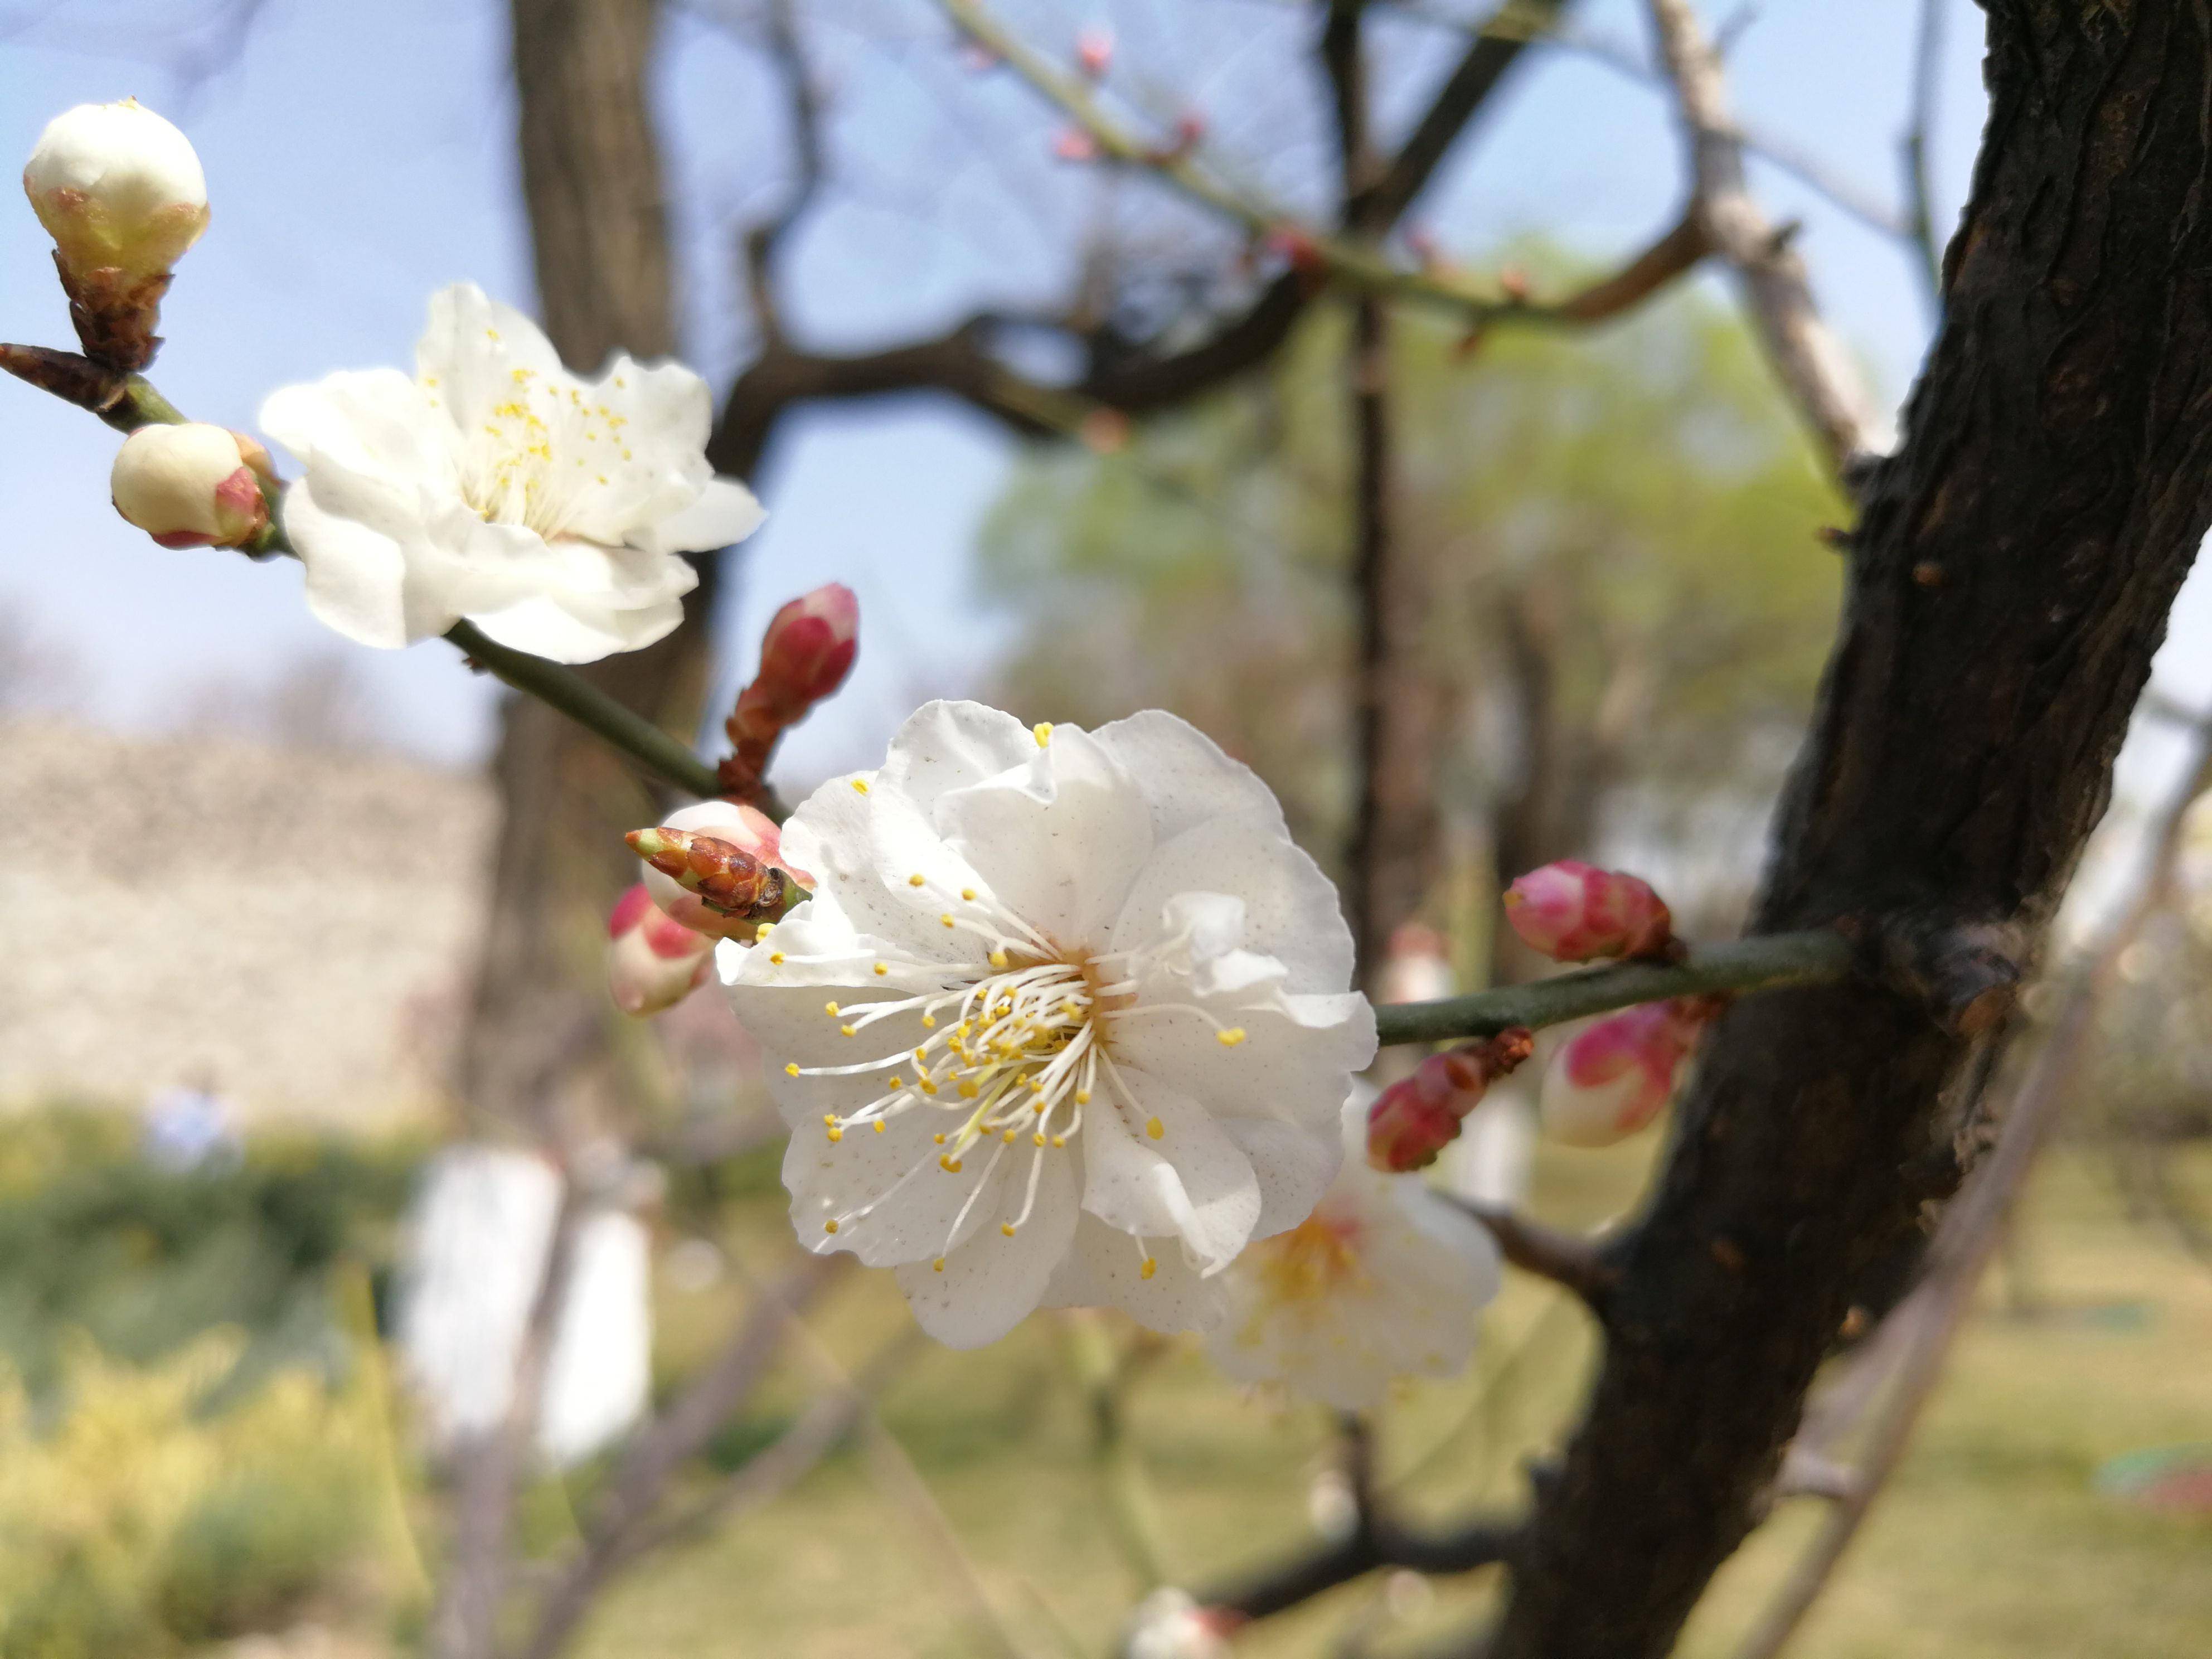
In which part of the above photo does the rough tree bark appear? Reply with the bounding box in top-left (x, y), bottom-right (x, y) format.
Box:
top-left (463, 0), bottom-right (701, 1126)
top-left (1488, 6), bottom-right (2212, 1655)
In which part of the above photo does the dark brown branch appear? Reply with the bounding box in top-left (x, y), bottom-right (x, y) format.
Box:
top-left (1451, 1200), bottom-right (1619, 1308)
top-left (1485, 6), bottom-right (2212, 1653)
top-left (1196, 1511), bottom-right (1521, 1626)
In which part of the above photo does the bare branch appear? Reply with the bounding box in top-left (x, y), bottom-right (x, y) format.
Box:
top-left (1450, 1200), bottom-right (1619, 1308)
top-left (1645, 0), bottom-right (1876, 480)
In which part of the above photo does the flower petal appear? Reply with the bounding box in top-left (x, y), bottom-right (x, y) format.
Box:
top-left (879, 701), bottom-right (1038, 819)
top-left (1082, 1065), bottom-right (1260, 1271)
top-left (777, 775), bottom-right (1002, 969)
top-left (1109, 992), bottom-right (1375, 1151)
top-left (626, 476), bottom-right (766, 555)
top-left (1110, 809), bottom-right (1356, 994)
top-left (415, 282), bottom-right (566, 431)
top-left (281, 476), bottom-right (419, 649)
top-left (935, 724), bottom-right (1155, 946)
top-left (1217, 1115), bottom-right (1341, 1241)
top-left (781, 1093), bottom-right (1010, 1269)
top-left (1094, 709), bottom-right (1284, 843)
top-left (1041, 1212), bottom-right (1226, 1333)
top-left (892, 1149), bottom-right (1076, 1347)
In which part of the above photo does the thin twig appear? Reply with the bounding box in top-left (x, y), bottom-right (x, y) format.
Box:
top-left (1374, 928), bottom-right (1853, 1046)
top-left (1448, 1199), bottom-right (1618, 1308)
top-left (1900, 0), bottom-right (1945, 311)
top-left (1645, 0), bottom-right (1876, 481)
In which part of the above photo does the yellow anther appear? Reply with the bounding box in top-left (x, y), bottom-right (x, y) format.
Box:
top-left (1033, 722), bottom-right (1052, 747)
top-left (920, 1080), bottom-right (939, 1095)
top-left (959, 1081), bottom-right (980, 1099)
top-left (989, 948), bottom-right (1009, 969)
top-left (941, 913), bottom-right (956, 928)
top-left (922, 1013), bottom-right (937, 1027)
top-left (1075, 1089), bottom-right (1092, 1105)
top-left (958, 889), bottom-right (976, 904)
top-left (824, 1114), bottom-right (839, 1126)
top-left (1002, 1129), bottom-right (1017, 1143)
top-left (1034, 1132), bottom-right (1047, 1146)
top-left (889, 1076), bottom-right (904, 1089)
top-left (840, 1023), bottom-right (857, 1037)
top-left (1146, 1116), bottom-right (1165, 1139)
top-left (770, 952), bottom-right (785, 964)
top-left (874, 962), bottom-right (890, 976)
top-left (934, 1133), bottom-right (947, 1144)
top-left (826, 1127), bottom-right (843, 1142)
top-left (1032, 1100), bottom-right (1047, 1114)
top-left (909, 873), bottom-right (926, 887)
top-left (824, 1219), bottom-right (839, 1233)
top-left (932, 1257), bottom-right (945, 1273)
top-left (1051, 1134), bottom-right (1066, 1147)
top-left (825, 1001), bottom-right (840, 1016)
top-left (756, 921), bottom-right (774, 941)
top-left (874, 1121), bottom-right (886, 1134)
top-left (1001, 1222), bottom-right (1017, 1236)
top-left (1139, 1257), bottom-right (1158, 1280)
top-left (785, 1063), bottom-right (801, 1077)
top-left (851, 778), bottom-right (870, 794)
top-left (1029, 1077), bottom-right (1045, 1091)
top-left (940, 1156), bottom-right (963, 1173)
top-left (1217, 1027), bottom-right (1248, 1047)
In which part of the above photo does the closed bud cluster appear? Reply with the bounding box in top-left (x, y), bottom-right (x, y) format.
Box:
top-left (1539, 999), bottom-right (1711, 1148)
top-left (1366, 1027), bottom-right (1535, 1173)
top-left (606, 884), bottom-right (714, 1016)
top-left (1502, 859), bottom-right (1674, 963)
top-left (628, 799), bottom-right (811, 938)
top-left (23, 99), bottom-right (208, 370)
top-left (718, 584), bottom-right (858, 800)
top-left (109, 423), bottom-right (271, 549)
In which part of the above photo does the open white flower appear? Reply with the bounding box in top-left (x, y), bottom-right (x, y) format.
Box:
top-left (721, 701), bottom-right (1376, 1347)
top-left (1205, 1095), bottom-right (1500, 1409)
top-left (259, 283), bottom-right (764, 663)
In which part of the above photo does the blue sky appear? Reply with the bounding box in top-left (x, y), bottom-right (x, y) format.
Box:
top-left (2, 0), bottom-right (2206, 811)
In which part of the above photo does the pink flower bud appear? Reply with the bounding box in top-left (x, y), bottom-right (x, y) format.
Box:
top-left (630, 799), bottom-right (809, 938)
top-left (607, 883), bottom-right (713, 1016)
top-left (110, 423), bottom-right (271, 548)
top-left (720, 584), bottom-right (859, 798)
top-left (1366, 1029), bottom-right (1534, 1172)
top-left (1053, 127), bottom-right (1100, 163)
top-left (1538, 1000), bottom-right (1709, 1148)
top-left (1502, 860), bottom-right (1673, 963)
top-left (1075, 27), bottom-right (1114, 77)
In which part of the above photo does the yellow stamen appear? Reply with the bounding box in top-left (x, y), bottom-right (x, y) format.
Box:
top-left (841, 1024), bottom-right (857, 1037)
top-left (1217, 1027), bottom-right (1248, 1047)
top-left (989, 948), bottom-right (1010, 969)
top-left (1139, 1257), bottom-right (1157, 1280)
top-left (934, 1133), bottom-right (948, 1144)
top-left (1146, 1116), bottom-right (1165, 1139)
top-left (874, 962), bottom-right (889, 976)
top-left (785, 1063), bottom-right (801, 1077)
top-left (825, 1001), bottom-right (840, 1016)
top-left (1075, 1089), bottom-right (1092, 1105)
top-left (851, 778), bottom-right (870, 794)
top-left (908, 873), bottom-right (926, 887)
top-left (1033, 722), bottom-right (1052, 747)
top-left (933, 1257), bottom-right (945, 1272)
top-left (824, 1219), bottom-right (839, 1233)
top-left (1001, 1221), bottom-right (1018, 1236)
top-left (961, 887), bottom-right (977, 901)
top-left (1034, 1132), bottom-right (1047, 1146)
top-left (874, 1121), bottom-right (886, 1134)
top-left (755, 921), bottom-right (774, 941)
top-left (826, 1127), bottom-right (842, 1142)
top-left (770, 952), bottom-right (785, 964)
top-left (941, 913), bottom-right (956, 928)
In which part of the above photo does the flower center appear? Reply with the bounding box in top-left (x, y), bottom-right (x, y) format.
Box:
top-left (1253, 1210), bottom-right (1367, 1307)
top-left (775, 865), bottom-right (1253, 1274)
top-left (435, 362), bottom-right (631, 541)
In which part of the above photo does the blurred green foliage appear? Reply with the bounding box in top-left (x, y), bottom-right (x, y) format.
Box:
top-left (981, 282), bottom-right (1847, 872)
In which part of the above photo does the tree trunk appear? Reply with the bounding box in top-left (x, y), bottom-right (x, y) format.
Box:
top-left (461, 0), bottom-right (710, 1127)
top-left (1488, 5), bottom-right (2212, 1653)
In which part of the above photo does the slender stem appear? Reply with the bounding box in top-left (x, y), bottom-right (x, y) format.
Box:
top-left (1374, 929), bottom-right (1854, 1047)
top-left (1901, 0), bottom-right (1946, 313)
top-left (445, 621), bottom-right (723, 800)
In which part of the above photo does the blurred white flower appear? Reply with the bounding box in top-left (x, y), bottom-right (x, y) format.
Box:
top-left (259, 282), bottom-right (764, 663)
top-left (722, 700), bottom-right (1375, 1347)
top-left (1123, 1588), bottom-right (1233, 1659)
top-left (23, 98), bottom-right (207, 282)
top-left (1205, 1097), bottom-right (1500, 1410)
top-left (397, 1147), bottom-right (651, 1466)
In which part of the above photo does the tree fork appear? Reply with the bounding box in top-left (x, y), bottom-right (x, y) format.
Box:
top-left (1485, 7), bottom-right (2212, 1655)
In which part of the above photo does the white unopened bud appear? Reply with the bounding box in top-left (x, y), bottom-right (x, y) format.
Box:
top-left (24, 99), bottom-right (208, 282)
top-left (110, 423), bottom-right (271, 549)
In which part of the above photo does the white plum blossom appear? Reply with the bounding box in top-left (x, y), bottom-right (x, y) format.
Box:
top-left (258, 283), bottom-right (765, 663)
top-left (1204, 1095), bottom-right (1501, 1410)
top-left (24, 99), bottom-right (208, 282)
top-left (720, 701), bottom-right (1376, 1347)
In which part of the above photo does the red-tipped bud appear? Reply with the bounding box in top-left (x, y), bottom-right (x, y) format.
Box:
top-left (1075, 27), bottom-right (1114, 77)
top-left (110, 423), bottom-right (271, 549)
top-left (1053, 127), bottom-right (1100, 163)
top-left (1539, 1000), bottom-right (1710, 1147)
top-left (720, 584), bottom-right (859, 799)
top-left (607, 883), bottom-right (713, 1016)
top-left (627, 821), bottom-right (790, 932)
top-left (1502, 860), bottom-right (1674, 963)
top-left (1366, 1029), bottom-right (1534, 1172)
top-left (632, 799), bottom-right (810, 937)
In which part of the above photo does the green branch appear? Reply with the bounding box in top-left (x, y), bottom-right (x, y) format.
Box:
top-left (1374, 929), bottom-right (1855, 1047)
